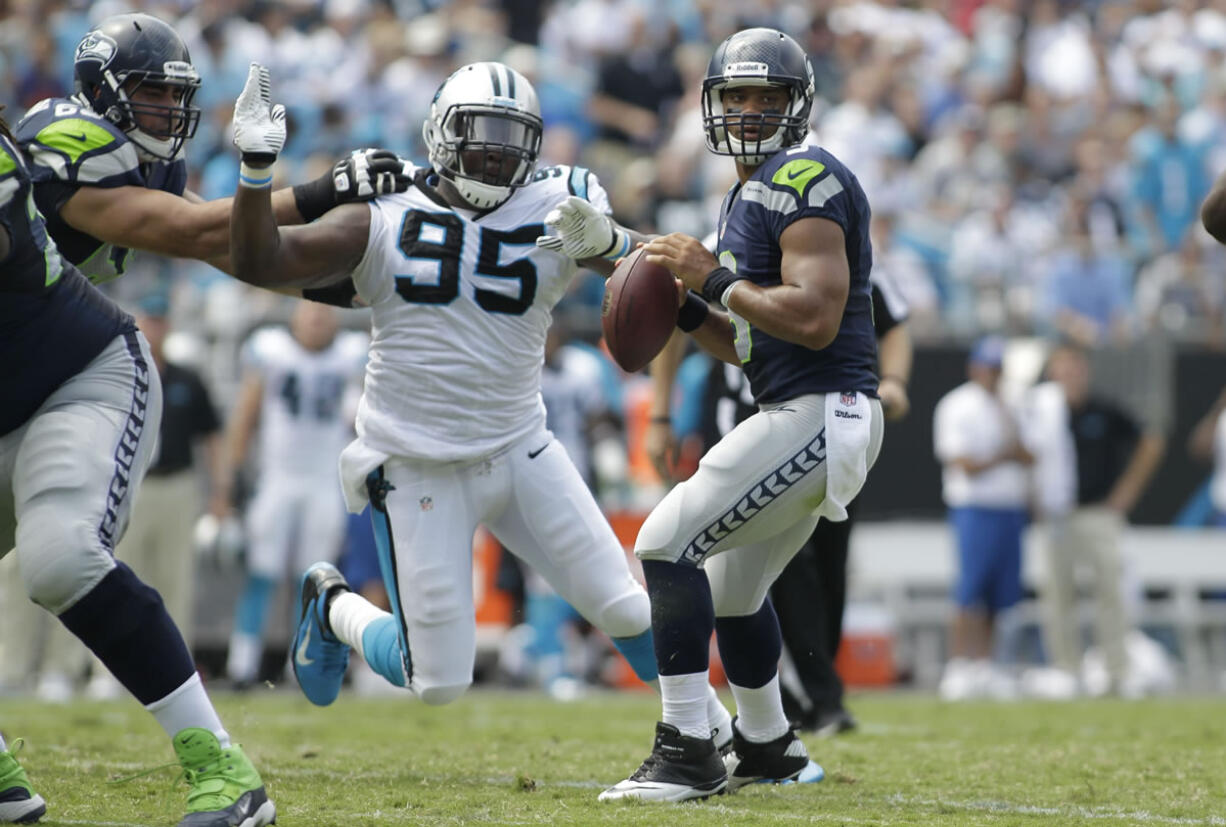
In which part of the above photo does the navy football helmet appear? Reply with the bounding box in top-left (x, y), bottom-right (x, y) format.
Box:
top-left (73, 13), bottom-right (201, 161)
top-left (702, 28), bottom-right (814, 165)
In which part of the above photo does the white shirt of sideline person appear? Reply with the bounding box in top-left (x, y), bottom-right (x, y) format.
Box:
top-left (933, 376), bottom-right (1030, 509)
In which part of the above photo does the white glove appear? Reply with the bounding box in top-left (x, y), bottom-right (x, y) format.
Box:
top-left (535, 195), bottom-right (630, 260)
top-left (232, 63), bottom-right (286, 167)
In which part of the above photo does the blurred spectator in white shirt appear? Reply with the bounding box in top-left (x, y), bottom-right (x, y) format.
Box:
top-left (932, 337), bottom-right (1033, 701)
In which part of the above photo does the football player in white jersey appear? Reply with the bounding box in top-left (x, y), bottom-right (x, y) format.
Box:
top-left (224, 302), bottom-right (367, 687)
top-left (221, 61), bottom-right (733, 742)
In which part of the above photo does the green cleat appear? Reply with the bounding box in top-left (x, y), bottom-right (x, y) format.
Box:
top-left (172, 728), bottom-right (275, 827)
top-left (0, 739), bottom-right (46, 824)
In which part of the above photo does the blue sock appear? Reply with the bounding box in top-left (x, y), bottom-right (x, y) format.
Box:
top-left (611, 628), bottom-right (658, 683)
top-left (234, 574), bottom-right (275, 638)
top-left (525, 593), bottom-right (574, 660)
top-left (642, 559), bottom-right (713, 676)
top-left (715, 599), bottom-right (782, 688)
top-left (360, 616), bottom-right (408, 687)
top-left (57, 562), bottom-right (194, 705)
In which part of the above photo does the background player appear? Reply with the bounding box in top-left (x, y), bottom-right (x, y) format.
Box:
top-left (221, 61), bottom-right (733, 743)
top-left (223, 302), bottom-right (367, 688)
top-left (597, 28), bottom-right (883, 801)
top-left (0, 109), bottom-right (273, 825)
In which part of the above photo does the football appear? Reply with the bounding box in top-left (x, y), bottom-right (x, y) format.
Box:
top-left (601, 247), bottom-right (679, 372)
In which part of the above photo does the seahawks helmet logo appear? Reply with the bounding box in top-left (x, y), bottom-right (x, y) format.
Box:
top-left (75, 32), bottom-right (117, 66)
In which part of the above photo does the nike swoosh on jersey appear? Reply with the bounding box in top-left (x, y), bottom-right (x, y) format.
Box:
top-left (786, 168), bottom-right (808, 180)
top-left (528, 441), bottom-right (550, 459)
top-left (296, 625), bottom-right (315, 666)
top-left (65, 132), bottom-right (89, 142)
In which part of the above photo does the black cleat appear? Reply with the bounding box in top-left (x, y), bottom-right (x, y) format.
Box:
top-left (723, 717), bottom-right (811, 791)
top-left (599, 722), bottom-right (727, 802)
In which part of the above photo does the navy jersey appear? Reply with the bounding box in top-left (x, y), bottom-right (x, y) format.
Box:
top-left (15, 96), bottom-right (187, 283)
top-left (715, 144), bottom-right (877, 404)
top-left (0, 133), bottom-right (134, 436)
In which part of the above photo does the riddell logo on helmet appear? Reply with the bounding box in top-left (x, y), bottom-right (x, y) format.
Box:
top-left (724, 62), bottom-right (769, 78)
top-left (75, 32), bottom-right (117, 66)
top-left (162, 61), bottom-right (197, 79)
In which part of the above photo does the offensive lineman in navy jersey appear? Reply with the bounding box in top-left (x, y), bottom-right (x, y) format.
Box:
top-left (595, 29), bottom-right (884, 801)
top-left (0, 115), bottom-right (274, 824)
top-left (14, 12), bottom-right (405, 285)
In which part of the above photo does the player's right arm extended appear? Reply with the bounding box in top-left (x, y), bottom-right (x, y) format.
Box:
top-left (59, 184), bottom-right (306, 267)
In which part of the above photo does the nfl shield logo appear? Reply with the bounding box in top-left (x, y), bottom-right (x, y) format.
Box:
top-left (840, 391), bottom-right (857, 406)
top-left (419, 497), bottom-right (433, 512)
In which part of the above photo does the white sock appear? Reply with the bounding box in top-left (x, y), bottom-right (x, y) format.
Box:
top-left (660, 671), bottom-right (711, 739)
top-left (329, 591), bottom-right (389, 660)
top-left (707, 685), bottom-right (733, 742)
top-left (145, 673), bottom-right (230, 748)
top-left (729, 674), bottom-right (789, 743)
top-left (225, 632), bottom-right (262, 683)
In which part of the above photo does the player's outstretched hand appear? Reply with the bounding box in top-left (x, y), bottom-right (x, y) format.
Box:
top-left (232, 63), bottom-right (286, 167)
top-left (642, 233), bottom-right (719, 292)
top-left (332, 149), bottom-right (411, 202)
top-left (536, 195), bottom-right (628, 260)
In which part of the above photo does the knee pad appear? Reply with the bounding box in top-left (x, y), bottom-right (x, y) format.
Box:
top-left (17, 502), bottom-right (113, 613)
top-left (634, 503), bottom-right (684, 563)
top-left (593, 586), bottom-right (651, 639)
top-left (416, 680), bottom-right (471, 706)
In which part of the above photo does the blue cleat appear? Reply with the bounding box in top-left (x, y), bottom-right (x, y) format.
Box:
top-left (291, 562), bottom-right (351, 706)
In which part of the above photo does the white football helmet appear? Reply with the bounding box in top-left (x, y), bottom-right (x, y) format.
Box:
top-left (423, 62), bottom-right (543, 209)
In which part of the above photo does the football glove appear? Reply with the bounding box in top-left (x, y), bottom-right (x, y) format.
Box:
top-left (294, 148), bottom-right (411, 222)
top-left (232, 63), bottom-right (286, 167)
top-left (535, 195), bottom-right (631, 261)
top-left (334, 148), bottom-right (411, 201)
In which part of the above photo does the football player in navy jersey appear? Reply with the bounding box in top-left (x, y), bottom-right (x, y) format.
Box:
top-left (14, 12), bottom-right (405, 285)
top-left (0, 111), bottom-right (274, 824)
top-left (594, 28), bottom-right (885, 801)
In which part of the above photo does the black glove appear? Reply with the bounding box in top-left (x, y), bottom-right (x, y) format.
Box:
top-left (293, 148), bottom-right (411, 222)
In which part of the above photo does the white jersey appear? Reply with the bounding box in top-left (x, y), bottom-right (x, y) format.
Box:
top-left (349, 164), bottom-right (611, 462)
top-left (243, 327), bottom-right (368, 478)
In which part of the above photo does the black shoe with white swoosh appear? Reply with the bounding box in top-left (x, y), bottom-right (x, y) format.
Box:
top-left (723, 717), bottom-right (811, 791)
top-left (598, 722), bottom-right (727, 802)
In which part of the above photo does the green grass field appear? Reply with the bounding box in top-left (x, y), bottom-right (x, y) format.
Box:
top-left (4, 688), bottom-right (1224, 826)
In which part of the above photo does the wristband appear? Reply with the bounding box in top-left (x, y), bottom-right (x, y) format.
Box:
top-left (676, 290), bottom-right (709, 332)
top-left (599, 227), bottom-right (633, 261)
top-left (292, 173), bottom-right (337, 222)
top-left (720, 280), bottom-right (743, 309)
top-left (701, 265), bottom-right (746, 305)
top-left (239, 161), bottom-right (274, 189)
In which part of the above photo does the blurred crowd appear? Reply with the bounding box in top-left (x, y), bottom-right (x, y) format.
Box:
top-left (3, 0), bottom-right (1226, 353)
